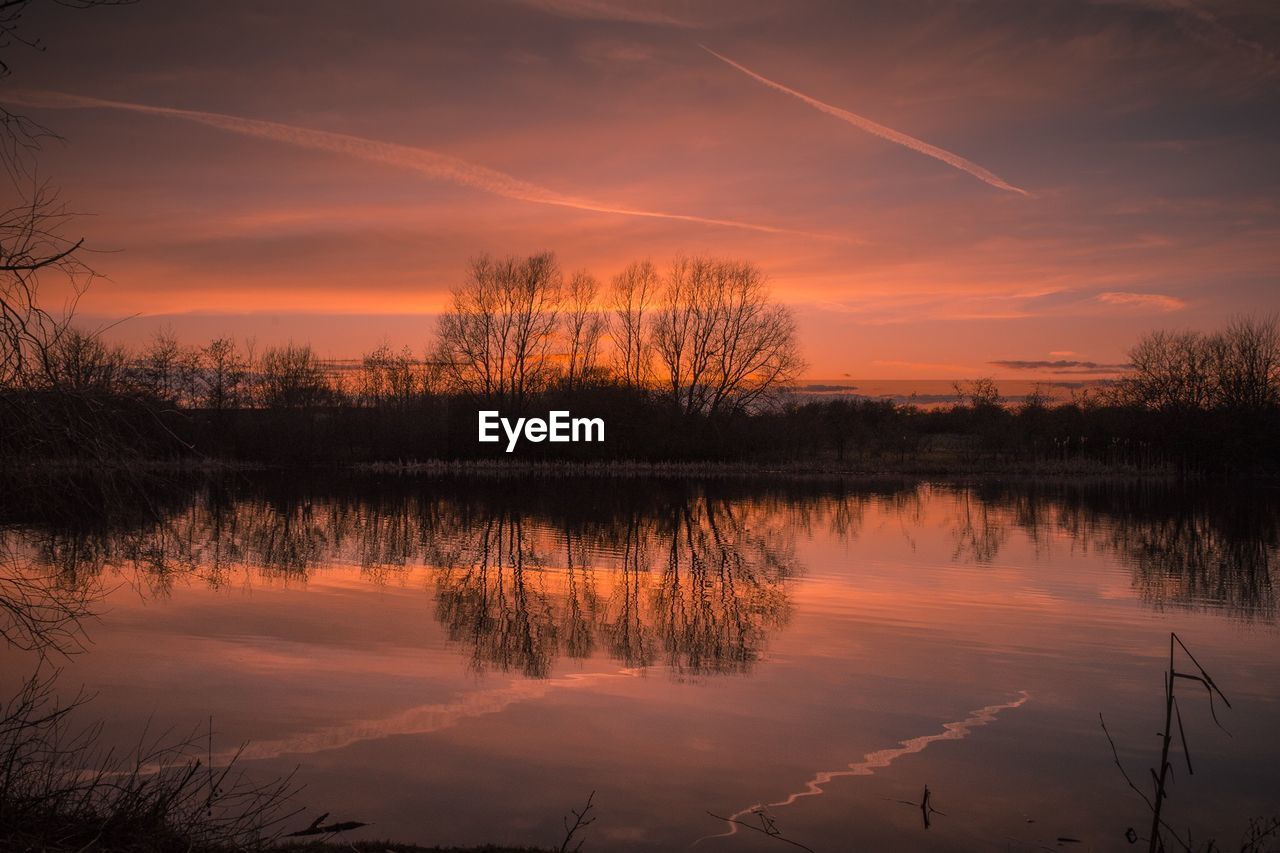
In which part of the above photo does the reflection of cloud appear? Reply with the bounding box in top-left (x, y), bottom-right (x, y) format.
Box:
top-left (701, 46), bottom-right (1032, 196)
top-left (1097, 291), bottom-right (1187, 311)
top-left (214, 668), bottom-right (641, 765)
top-left (11, 89), bottom-right (814, 238)
top-left (698, 691), bottom-right (1031, 845)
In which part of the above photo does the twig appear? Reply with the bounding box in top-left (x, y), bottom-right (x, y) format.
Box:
top-left (559, 790), bottom-right (596, 853)
top-left (705, 809), bottom-right (815, 852)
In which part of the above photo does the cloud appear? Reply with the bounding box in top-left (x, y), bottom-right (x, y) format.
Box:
top-left (509, 0), bottom-right (778, 29)
top-left (510, 0), bottom-right (699, 27)
top-left (800, 383), bottom-right (860, 392)
top-left (700, 46), bottom-right (1033, 196)
top-left (989, 359), bottom-right (1128, 372)
top-left (1165, 1), bottom-right (1280, 78)
top-left (9, 89), bottom-right (819, 238)
top-left (1097, 291), bottom-right (1187, 311)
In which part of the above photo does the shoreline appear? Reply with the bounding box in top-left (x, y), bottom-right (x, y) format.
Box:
top-left (1, 455), bottom-right (1192, 482)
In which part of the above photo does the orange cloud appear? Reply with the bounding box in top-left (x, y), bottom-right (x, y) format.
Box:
top-left (1096, 291), bottom-right (1188, 312)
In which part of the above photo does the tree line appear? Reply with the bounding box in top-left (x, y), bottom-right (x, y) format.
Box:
top-left (5, 228), bottom-right (1280, 472)
top-left (4, 251), bottom-right (801, 409)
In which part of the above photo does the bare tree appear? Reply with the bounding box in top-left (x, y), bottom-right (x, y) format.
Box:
top-left (954, 377), bottom-right (1001, 409)
top-left (200, 337), bottom-right (248, 411)
top-left (1, 0), bottom-right (139, 472)
top-left (652, 256), bottom-right (803, 417)
top-left (1, 1), bottom-right (137, 82)
top-left (1115, 317), bottom-right (1280, 416)
top-left (1, 0), bottom-right (137, 388)
top-left (136, 329), bottom-right (200, 406)
top-left (42, 327), bottom-right (127, 393)
top-left (608, 260), bottom-right (658, 388)
top-left (1118, 329), bottom-right (1215, 411)
top-left (562, 270), bottom-right (605, 390)
top-left (0, 181), bottom-right (94, 391)
top-left (435, 251), bottom-right (562, 408)
top-left (258, 344), bottom-right (329, 410)
top-left (359, 342), bottom-right (420, 409)
top-left (1208, 314), bottom-right (1280, 413)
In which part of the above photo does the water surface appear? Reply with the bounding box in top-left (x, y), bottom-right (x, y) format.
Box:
top-left (3, 476), bottom-right (1278, 851)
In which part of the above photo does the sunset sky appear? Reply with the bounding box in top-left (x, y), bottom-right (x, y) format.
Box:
top-left (8, 0), bottom-right (1279, 379)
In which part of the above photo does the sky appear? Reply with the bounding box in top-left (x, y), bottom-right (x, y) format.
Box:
top-left (5, 0), bottom-right (1279, 380)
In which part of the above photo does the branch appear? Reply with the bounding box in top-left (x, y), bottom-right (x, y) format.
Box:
top-left (706, 810), bottom-right (815, 852)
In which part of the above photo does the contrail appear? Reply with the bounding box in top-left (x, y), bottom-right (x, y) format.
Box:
top-left (693, 690), bottom-right (1030, 846)
top-left (7, 89), bottom-right (815, 236)
top-left (701, 46), bottom-right (1032, 197)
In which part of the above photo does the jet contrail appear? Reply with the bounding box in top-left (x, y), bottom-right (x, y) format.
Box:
top-left (7, 89), bottom-right (815, 236)
top-left (701, 46), bottom-right (1032, 197)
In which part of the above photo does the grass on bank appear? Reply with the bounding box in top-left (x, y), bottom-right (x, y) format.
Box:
top-left (1, 671), bottom-right (586, 853)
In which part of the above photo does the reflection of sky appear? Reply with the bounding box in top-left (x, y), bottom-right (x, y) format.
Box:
top-left (10, 0), bottom-right (1280, 377)
top-left (3, 484), bottom-right (1278, 850)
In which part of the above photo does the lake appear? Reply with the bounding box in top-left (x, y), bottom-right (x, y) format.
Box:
top-left (3, 475), bottom-right (1278, 851)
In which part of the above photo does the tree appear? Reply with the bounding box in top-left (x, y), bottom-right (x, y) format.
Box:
top-left (1207, 315), bottom-right (1280, 413)
top-left (1119, 329), bottom-right (1215, 411)
top-left (608, 260), bottom-right (657, 388)
top-left (1117, 318), bottom-right (1280, 416)
top-left (954, 377), bottom-right (1001, 410)
top-left (0, 182), bottom-right (95, 390)
top-left (435, 252), bottom-right (562, 408)
top-left (1, 2), bottom-right (137, 80)
top-left (258, 343), bottom-right (329, 410)
top-left (43, 327), bottom-right (128, 394)
top-left (201, 337), bottom-right (248, 411)
top-left (2, 0), bottom-right (134, 390)
top-left (652, 256), bottom-right (803, 417)
top-left (562, 270), bottom-right (605, 390)
top-left (136, 329), bottom-right (200, 406)
top-left (359, 342), bottom-right (420, 409)
top-left (1, 0), bottom-right (139, 474)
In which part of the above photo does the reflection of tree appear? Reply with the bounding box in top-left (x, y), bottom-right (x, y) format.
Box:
top-left (560, 530), bottom-right (598, 662)
top-left (651, 499), bottom-right (792, 676)
top-left (237, 498), bottom-right (330, 579)
top-left (433, 513), bottom-right (558, 678)
top-left (0, 477), bottom-right (206, 652)
top-left (600, 513), bottom-right (653, 668)
top-left (964, 482), bottom-right (1279, 620)
top-left (1101, 498), bottom-right (1276, 620)
top-left (10, 474), bottom-right (1272, 679)
top-left (0, 537), bottom-right (92, 652)
top-left (950, 491), bottom-right (1007, 564)
top-left (426, 494), bottom-right (797, 678)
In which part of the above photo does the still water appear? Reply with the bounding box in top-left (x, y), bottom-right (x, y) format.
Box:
top-left (3, 476), bottom-right (1278, 850)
